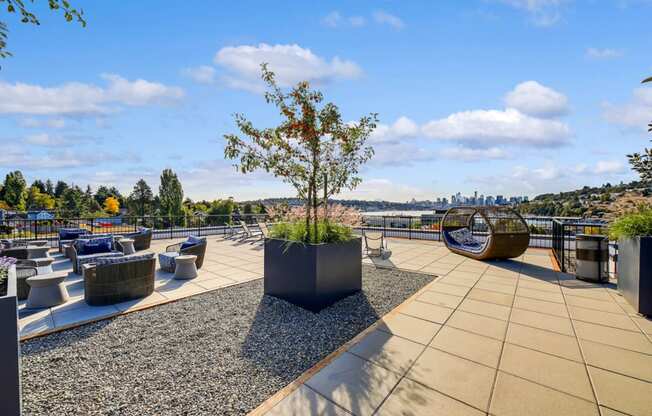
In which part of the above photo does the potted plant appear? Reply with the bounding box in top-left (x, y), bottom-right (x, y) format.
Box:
top-left (224, 64), bottom-right (376, 311)
top-left (610, 206), bottom-right (652, 316)
top-left (0, 256), bottom-right (21, 415)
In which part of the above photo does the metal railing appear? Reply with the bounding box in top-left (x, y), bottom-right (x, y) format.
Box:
top-left (551, 219), bottom-right (616, 277)
top-left (0, 214), bottom-right (267, 247)
top-left (358, 214), bottom-right (572, 249)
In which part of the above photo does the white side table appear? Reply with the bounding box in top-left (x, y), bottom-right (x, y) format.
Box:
top-left (119, 238), bottom-right (136, 255)
top-left (174, 255), bottom-right (198, 280)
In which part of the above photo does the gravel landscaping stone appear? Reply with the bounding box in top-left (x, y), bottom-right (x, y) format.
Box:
top-left (21, 264), bottom-right (433, 416)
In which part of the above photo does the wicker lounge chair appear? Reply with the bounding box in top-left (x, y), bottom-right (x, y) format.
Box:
top-left (363, 230), bottom-right (391, 259)
top-left (117, 228), bottom-right (152, 252)
top-left (441, 206), bottom-right (530, 260)
top-left (58, 228), bottom-right (91, 254)
top-left (158, 236), bottom-right (207, 272)
top-left (70, 236), bottom-right (123, 274)
top-left (83, 253), bottom-right (156, 306)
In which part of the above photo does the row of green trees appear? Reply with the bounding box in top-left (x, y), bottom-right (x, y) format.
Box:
top-left (0, 168), bottom-right (249, 219)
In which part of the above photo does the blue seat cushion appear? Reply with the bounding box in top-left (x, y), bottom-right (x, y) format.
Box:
top-left (158, 252), bottom-right (179, 272)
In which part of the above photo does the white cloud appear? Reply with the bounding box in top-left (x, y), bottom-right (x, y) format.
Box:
top-left (349, 16), bottom-right (367, 27)
top-left (575, 160), bottom-right (627, 175)
top-left (504, 81), bottom-right (569, 117)
top-left (340, 178), bottom-right (431, 201)
top-left (100, 74), bottom-right (184, 106)
top-left (372, 10), bottom-right (405, 29)
top-left (0, 75), bottom-right (184, 115)
top-left (439, 146), bottom-right (509, 161)
top-left (321, 11), bottom-right (371, 28)
top-left (322, 11), bottom-right (342, 27)
top-left (370, 143), bottom-right (437, 166)
top-left (18, 118), bottom-right (66, 129)
top-left (213, 43), bottom-right (362, 92)
top-left (23, 133), bottom-right (101, 147)
top-left (468, 159), bottom-right (629, 195)
top-left (586, 48), bottom-right (623, 60)
top-left (422, 108), bottom-right (571, 147)
top-left (603, 87), bottom-right (652, 129)
top-left (0, 144), bottom-right (137, 170)
top-left (370, 116), bottom-right (419, 144)
top-left (181, 65), bottom-right (216, 84)
top-left (499, 0), bottom-right (567, 26)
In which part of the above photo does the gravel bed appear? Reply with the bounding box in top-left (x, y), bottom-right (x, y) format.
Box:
top-left (21, 265), bottom-right (433, 416)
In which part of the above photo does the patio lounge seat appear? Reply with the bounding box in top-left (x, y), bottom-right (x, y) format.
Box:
top-left (363, 230), bottom-right (392, 259)
top-left (83, 253), bottom-right (156, 306)
top-left (70, 236), bottom-right (122, 274)
top-left (225, 223), bottom-right (245, 239)
top-left (239, 221), bottom-right (263, 240)
top-left (441, 206), bottom-right (530, 260)
top-left (116, 227), bottom-right (152, 252)
top-left (159, 236), bottom-right (207, 273)
top-left (58, 228), bottom-right (91, 254)
top-left (257, 221), bottom-right (270, 239)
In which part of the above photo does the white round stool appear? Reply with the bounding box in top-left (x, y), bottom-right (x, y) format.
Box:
top-left (174, 255), bottom-right (198, 280)
top-left (26, 274), bottom-right (69, 308)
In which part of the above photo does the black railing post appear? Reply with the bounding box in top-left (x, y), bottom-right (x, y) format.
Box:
top-left (169, 216), bottom-right (173, 239)
top-left (90, 218), bottom-right (94, 235)
top-left (408, 217), bottom-right (412, 240)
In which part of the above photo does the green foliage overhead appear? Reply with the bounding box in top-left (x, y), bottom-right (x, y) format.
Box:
top-left (224, 63), bottom-right (376, 243)
top-left (269, 220), bottom-right (353, 244)
top-left (0, 0), bottom-right (86, 61)
top-left (609, 205), bottom-right (652, 239)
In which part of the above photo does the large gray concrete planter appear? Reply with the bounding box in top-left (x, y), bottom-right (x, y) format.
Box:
top-left (0, 265), bottom-right (22, 415)
top-left (264, 237), bottom-right (362, 311)
top-left (618, 237), bottom-right (652, 316)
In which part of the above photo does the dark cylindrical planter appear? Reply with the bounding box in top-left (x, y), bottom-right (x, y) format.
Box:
top-left (618, 237), bottom-right (652, 316)
top-left (0, 265), bottom-right (22, 415)
top-left (264, 238), bottom-right (362, 312)
top-left (575, 234), bottom-right (609, 283)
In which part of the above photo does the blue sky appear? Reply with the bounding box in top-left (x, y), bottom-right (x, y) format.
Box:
top-left (0, 0), bottom-right (650, 202)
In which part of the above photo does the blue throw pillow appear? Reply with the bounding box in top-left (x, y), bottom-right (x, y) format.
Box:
top-left (78, 237), bottom-right (112, 255)
top-left (60, 229), bottom-right (86, 240)
top-left (180, 241), bottom-right (196, 250)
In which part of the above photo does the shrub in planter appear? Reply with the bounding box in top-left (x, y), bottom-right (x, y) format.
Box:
top-left (265, 221), bottom-right (361, 311)
top-left (610, 206), bottom-right (652, 315)
top-left (224, 64), bottom-right (376, 311)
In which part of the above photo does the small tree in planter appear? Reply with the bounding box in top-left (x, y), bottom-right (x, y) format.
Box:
top-left (224, 64), bottom-right (377, 310)
top-left (614, 76), bottom-right (652, 316)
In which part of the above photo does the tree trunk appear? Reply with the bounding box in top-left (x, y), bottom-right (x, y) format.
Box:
top-left (305, 183), bottom-right (312, 243)
top-left (323, 173), bottom-right (328, 222)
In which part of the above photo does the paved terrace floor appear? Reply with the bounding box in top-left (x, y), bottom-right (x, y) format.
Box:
top-left (262, 239), bottom-right (652, 416)
top-left (17, 237), bottom-right (652, 416)
top-left (19, 237), bottom-right (264, 339)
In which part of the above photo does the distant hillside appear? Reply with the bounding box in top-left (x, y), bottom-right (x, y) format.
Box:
top-left (518, 180), bottom-right (651, 218)
top-left (241, 197), bottom-right (437, 212)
